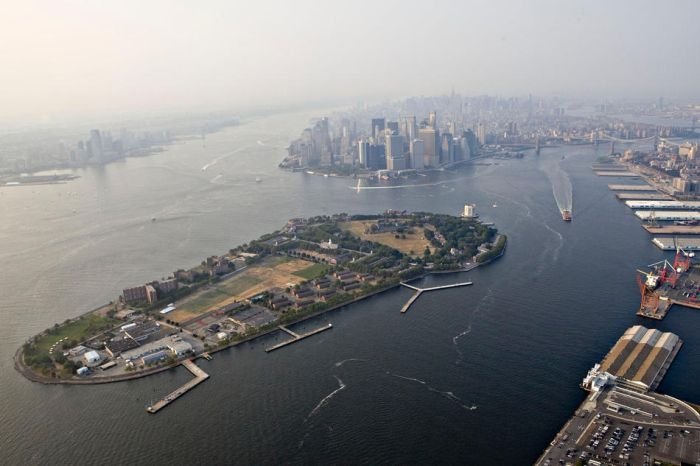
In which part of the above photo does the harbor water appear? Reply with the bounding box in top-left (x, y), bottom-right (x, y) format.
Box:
top-left (2, 109), bottom-right (700, 465)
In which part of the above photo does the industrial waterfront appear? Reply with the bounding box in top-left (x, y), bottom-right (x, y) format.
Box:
top-left (2, 109), bottom-right (700, 465)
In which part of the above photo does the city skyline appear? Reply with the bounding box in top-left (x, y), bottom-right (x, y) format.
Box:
top-left (2, 0), bottom-right (700, 123)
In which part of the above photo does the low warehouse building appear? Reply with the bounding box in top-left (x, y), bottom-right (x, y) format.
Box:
top-left (597, 325), bottom-right (682, 391)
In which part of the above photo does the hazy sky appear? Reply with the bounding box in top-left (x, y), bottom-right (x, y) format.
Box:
top-left (1, 0), bottom-right (698, 122)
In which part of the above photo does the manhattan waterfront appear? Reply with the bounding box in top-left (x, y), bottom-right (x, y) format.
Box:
top-left (3, 109), bottom-right (700, 464)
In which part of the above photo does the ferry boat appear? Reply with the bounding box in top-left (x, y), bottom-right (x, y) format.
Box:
top-left (562, 210), bottom-right (572, 222)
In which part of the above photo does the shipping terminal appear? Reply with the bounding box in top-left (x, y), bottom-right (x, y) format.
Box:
top-left (535, 326), bottom-right (700, 466)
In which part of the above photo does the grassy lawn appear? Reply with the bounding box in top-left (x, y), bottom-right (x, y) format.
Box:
top-left (216, 275), bottom-right (263, 296)
top-left (263, 255), bottom-right (293, 267)
top-left (293, 262), bottom-right (330, 280)
top-left (179, 287), bottom-right (234, 313)
top-left (340, 220), bottom-right (432, 256)
top-left (34, 314), bottom-right (116, 356)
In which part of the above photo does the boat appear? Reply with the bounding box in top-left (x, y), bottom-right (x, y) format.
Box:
top-left (255, 178), bottom-right (262, 183)
top-left (562, 210), bottom-right (572, 221)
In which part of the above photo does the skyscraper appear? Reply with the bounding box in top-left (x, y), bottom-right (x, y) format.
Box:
top-left (419, 127), bottom-right (439, 167)
top-left (405, 116), bottom-right (417, 141)
top-left (358, 140), bottom-right (370, 168)
top-left (386, 121), bottom-right (399, 135)
top-left (410, 139), bottom-right (424, 170)
top-left (386, 133), bottom-right (405, 171)
top-left (477, 122), bottom-right (486, 145)
top-left (441, 133), bottom-right (454, 164)
top-left (89, 129), bottom-right (103, 162)
top-left (428, 111), bottom-right (437, 129)
top-left (371, 118), bottom-right (386, 139)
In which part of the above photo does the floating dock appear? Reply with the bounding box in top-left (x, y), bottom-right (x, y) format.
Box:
top-left (608, 184), bottom-right (656, 191)
top-left (146, 359), bottom-right (209, 414)
top-left (265, 324), bottom-right (332, 352)
top-left (399, 281), bottom-right (473, 313)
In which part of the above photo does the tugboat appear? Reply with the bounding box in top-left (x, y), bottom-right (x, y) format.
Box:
top-left (562, 210), bottom-right (572, 222)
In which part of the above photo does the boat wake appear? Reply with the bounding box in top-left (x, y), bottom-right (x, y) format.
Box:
top-left (452, 288), bottom-right (494, 364)
top-left (350, 176), bottom-right (469, 191)
top-left (334, 358), bottom-right (366, 367)
top-left (388, 372), bottom-right (477, 411)
top-left (539, 154), bottom-right (573, 216)
top-left (201, 147), bottom-right (247, 171)
top-left (307, 376), bottom-right (346, 418)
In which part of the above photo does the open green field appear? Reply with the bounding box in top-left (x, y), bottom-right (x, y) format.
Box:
top-left (179, 287), bottom-right (234, 313)
top-left (34, 314), bottom-right (116, 356)
top-left (216, 275), bottom-right (264, 296)
top-left (293, 262), bottom-right (330, 280)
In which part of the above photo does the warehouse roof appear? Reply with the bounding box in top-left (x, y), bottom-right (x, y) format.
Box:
top-left (599, 325), bottom-right (681, 390)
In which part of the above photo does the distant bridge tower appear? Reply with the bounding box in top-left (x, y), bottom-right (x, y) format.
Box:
top-left (610, 141), bottom-right (615, 155)
top-left (535, 136), bottom-right (541, 155)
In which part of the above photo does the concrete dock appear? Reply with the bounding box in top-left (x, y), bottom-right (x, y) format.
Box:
top-left (146, 359), bottom-right (209, 414)
top-left (399, 281), bottom-right (473, 313)
top-left (595, 171), bottom-right (639, 177)
top-left (643, 225), bottom-right (700, 235)
top-left (615, 192), bottom-right (672, 200)
top-left (608, 184), bottom-right (656, 191)
top-left (652, 236), bottom-right (700, 251)
top-left (265, 323), bottom-right (332, 352)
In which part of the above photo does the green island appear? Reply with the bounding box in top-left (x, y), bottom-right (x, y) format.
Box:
top-left (15, 211), bottom-right (506, 385)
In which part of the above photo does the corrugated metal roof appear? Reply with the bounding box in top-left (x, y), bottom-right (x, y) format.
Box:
top-left (598, 326), bottom-right (681, 390)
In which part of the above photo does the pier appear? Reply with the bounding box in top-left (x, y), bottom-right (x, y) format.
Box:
top-left (643, 225), bottom-right (700, 235)
top-left (265, 323), bottom-right (333, 352)
top-left (595, 171), bottom-right (639, 177)
top-left (399, 281), bottom-right (473, 313)
top-left (615, 192), bottom-right (671, 200)
top-left (608, 184), bottom-right (656, 191)
top-left (146, 359), bottom-right (209, 414)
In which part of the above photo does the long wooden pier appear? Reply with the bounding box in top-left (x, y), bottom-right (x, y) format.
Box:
top-left (265, 323), bottom-right (333, 352)
top-left (399, 281), bottom-right (473, 313)
top-left (146, 359), bottom-right (209, 414)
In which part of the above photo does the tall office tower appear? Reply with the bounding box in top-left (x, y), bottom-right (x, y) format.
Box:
top-left (449, 121), bottom-right (459, 138)
top-left (441, 133), bottom-right (454, 164)
top-left (464, 129), bottom-right (478, 156)
top-left (405, 116), bottom-right (417, 141)
top-left (386, 121), bottom-right (400, 135)
top-left (358, 140), bottom-right (370, 168)
top-left (459, 136), bottom-right (471, 160)
top-left (369, 143), bottom-right (386, 170)
top-left (386, 133), bottom-right (405, 170)
top-left (371, 118), bottom-right (386, 139)
top-left (89, 129), bottom-right (103, 161)
top-left (428, 111), bottom-right (437, 129)
top-left (418, 127), bottom-right (439, 167)
top-left (477, 122), bottom-right (486, 145)
top-left (410, 139), bottom-right (424, 170)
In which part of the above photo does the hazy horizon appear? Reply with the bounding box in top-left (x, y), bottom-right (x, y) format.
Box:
top-left (2, 0), bottom-right (699, 123)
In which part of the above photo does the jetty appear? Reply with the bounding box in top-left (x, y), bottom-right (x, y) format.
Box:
top-left (146, 359), bottom-right (209, 414)
top-left (608, 184), bottom-right (656, 191)
top-left (399, 281), bottom-right (473, 313)
top-left (265, 324), bottom-right (333, 352)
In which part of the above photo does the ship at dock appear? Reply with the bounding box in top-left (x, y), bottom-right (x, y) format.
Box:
top-left (561, 210), bottom-right (572, 221)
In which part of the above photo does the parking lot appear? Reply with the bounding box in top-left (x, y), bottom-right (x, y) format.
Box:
top-left (536, 387), bottom-right (700, 465)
